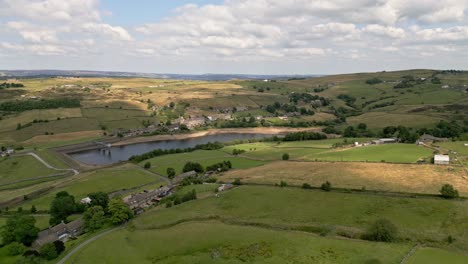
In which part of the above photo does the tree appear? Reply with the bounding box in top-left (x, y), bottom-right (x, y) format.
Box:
top-left (83, 206), bottom-right (106, 232)
top-left (182, 162), bottom-right (204, 173)
top-left (365, 219), bottom-right (398, 242)
top-left (30, 205), bottom-right (37, 214)
top-left (5, 242), bottom-right (26, 256)
top-left (169, 102), bottom-right (175, 108)
top-left (49, 191), bottom-right (77, 225)
top-left (108, 198), bottom-right (133, 225)
top-left (233, 178), bottom-right (242, 185)
top-left (321, 181), bottom-right (332, 192)
top-left (282, 153), bottom-right (289, 160)
top-left (144, 162), bottom-right (151, 169)
top-left (88, 192), bottom-right (109, 211)
top-left (357, 123), bottom-right (367, 130)
top-left (302, 183), bottom-right (312, 189)
top-left (279, 180), bottom-right (287, 187)
top-left (167, 167), bottom-right (176, 179)
top-left (440, 184), bottom-right (459, 199)
top-left (1, 214), bottom-right (39, 246)
top-left (53, 240), bottom-right (65, 254)
top-left (40, 243), bottom-right (58, 260)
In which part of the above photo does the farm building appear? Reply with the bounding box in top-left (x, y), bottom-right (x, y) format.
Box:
top-left (417, 134), bottom-right (449, 145)
top-left (218, 183), bottom-right (234, 192)
top-left (434, 154), bottom-right (450, 165)
top-left (80, 197), bottom-right (92, 204)
top-left (33, 218), bottom-right (84, 248)
top-left (173, 170), bottom-right (197, 184)
top-left (123, 186), bottom-right (170, 212)
top-left (372, 138), bottom-right (397, 145)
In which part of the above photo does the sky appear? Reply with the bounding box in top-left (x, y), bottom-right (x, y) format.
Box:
top-left (1, 0), bottom-right (468, 75)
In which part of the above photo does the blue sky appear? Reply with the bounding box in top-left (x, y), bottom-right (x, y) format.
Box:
top-left (100, 0), bottom-right (223, 26)
top-left (0, 0), bottom-right (468, 74)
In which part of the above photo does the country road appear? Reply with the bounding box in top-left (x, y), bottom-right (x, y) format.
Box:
top-left (56, 227), bottom-right (121, 264)
top-left (16, 152), bottom-right (79, 176)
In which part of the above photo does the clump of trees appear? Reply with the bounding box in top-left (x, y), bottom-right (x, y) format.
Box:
top-left (0, 98), bottom-right (80, 112)
top-left (0, 82), bottom-right (24, 89)
top-left (167, 167), bottom-right (176, 179)
top-left (232, 149), bottom-right (246, 155)
top-left (363, 219), bottom-right (398, 242)
top-left (366, 78), bottom-right (383, 85)
top-left (283, 131), bottom-right (327, 141)
top-left (49, 191), bottom-right (82, 225)
top-left (337, 94), bottom-right (356, 108)
top-left (206, 160), bottom-right (232, 172)
top-left (321, 181), bottom-right (332, 192)
top-left (440, 184), bottom-right (459, 199)
top-left (1, 214), bottom-right (39, 246)
top-left (183, 161), bottom-right (204, 173)
top-left (129, 142), bottom-right (224, 163)
top-left (108, 197), bottom-right (134, 224)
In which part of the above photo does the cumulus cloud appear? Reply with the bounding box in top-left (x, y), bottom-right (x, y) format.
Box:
top-left (0, 0), bottom-right (467, 73)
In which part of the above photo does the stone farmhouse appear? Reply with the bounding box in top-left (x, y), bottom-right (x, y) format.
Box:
top-left (33, 218), bottom-right (84, 248)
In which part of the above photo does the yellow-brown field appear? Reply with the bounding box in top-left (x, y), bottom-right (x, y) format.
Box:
top-left (222, 161), bottom-right (468, 195)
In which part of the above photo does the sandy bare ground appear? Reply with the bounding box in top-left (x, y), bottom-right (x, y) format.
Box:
top-left (113, 127), bottom-right (322, 146)
top-left (222, 161), bottom-right (468, 195)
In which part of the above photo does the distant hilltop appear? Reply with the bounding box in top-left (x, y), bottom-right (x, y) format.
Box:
top-left (0, 70), bottom-right (320, 81)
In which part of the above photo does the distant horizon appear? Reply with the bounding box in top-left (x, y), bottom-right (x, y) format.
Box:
top-left (2, 68), bottom-right (463, 78)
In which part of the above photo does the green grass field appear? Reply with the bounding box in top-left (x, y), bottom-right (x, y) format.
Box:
top-left (407, 247), bottom-right (468, 264)
top-left (0, 108), bottom-right (82, 133)
top-left (135, 186), bottom-right (468, 251)
top-left (64, 221), bottom-right (411, 264)
top-left (223, 141), bottom-right (433, 163)
top-left (140, 150), bottom-right (265, 176)
top-left (19, 164), bottom-right (163, 210)
top-left (305, 144), bottom-right (433, 163)
top-left (0, 155), bottom-right (57, 186)
top-left (347, 112), bottom-right (442, 130)
top-left (0, 117), bottom-right (100, 142)
top-left (437, 141), bottom-right (468, 156)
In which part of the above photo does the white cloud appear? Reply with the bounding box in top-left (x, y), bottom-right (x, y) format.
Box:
top-left (0, 0), bottom-right (468, 73)
top-left (81, 23), bottom-right (133, 41)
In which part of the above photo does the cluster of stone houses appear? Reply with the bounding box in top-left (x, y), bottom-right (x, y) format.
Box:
top-left (33, 218), bottom-right (84, 248)
top-left (123, 186), bottom-right (171, 215)
top-left (416, 134), bottom-right (449, 145)
top-left (122, 171), bottom-right (198, 214)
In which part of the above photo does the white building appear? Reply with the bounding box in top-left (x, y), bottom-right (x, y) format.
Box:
top-left (434, 154), bottom-right (450, 165)
top-left (80, 197), bottom-right (92, 204)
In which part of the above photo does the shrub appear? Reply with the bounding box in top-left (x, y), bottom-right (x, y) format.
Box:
top-left (364, 219), bottom-right (398, 242)
top-left (282, 153), bottom-right (289, 160)
top-left (143, 162), bottom-right (151, 169)
top-left (440, 184), bottom-right (459, 199)
top-left (233, 178), bottom-right (242, 185)
top-left (6, 242), bottom-right (26, 256)
top-left (166, 167), bottom-right (176, 179)
top-left (40, 243), bottom-right (58, 260)
top-left (183, 162), bottom-right (204, 173)
top-left (302, 183), bottom-right (312, 189)
top-left (279, 181), bottom-right (287, 187)
top-left (320, 181), bottom-right (331, 192)
top-left (53, 240), bottom-right (65, 254)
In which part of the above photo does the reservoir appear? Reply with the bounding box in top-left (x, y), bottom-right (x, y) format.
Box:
top-left (68, 133), bottom-right (271, 165)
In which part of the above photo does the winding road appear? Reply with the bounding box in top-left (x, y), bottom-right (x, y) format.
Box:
top-left (16, 152), bottom-right (79, 176)
top-left (56, 227), bottom-right (121, 264)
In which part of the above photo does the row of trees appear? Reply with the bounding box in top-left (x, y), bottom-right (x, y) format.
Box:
top-left (129, 142), bottom-right (224, 163)
top-left (0, 98), bottom-right (80, 112)
top-left (0, 82), bottom-right (24, 88)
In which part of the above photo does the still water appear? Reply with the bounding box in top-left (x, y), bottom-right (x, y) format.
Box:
top-left (69, 133), bottom-right (270, 165)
